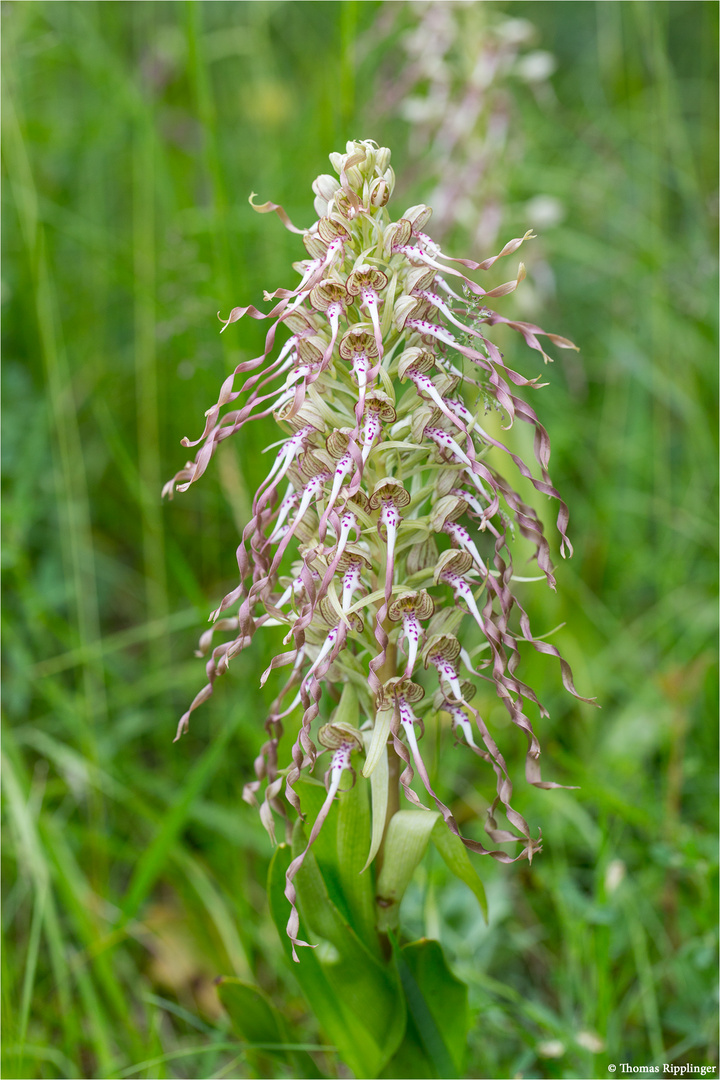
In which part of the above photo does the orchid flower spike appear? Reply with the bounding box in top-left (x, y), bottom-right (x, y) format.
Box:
top-left (165, 138), bottom-right (594, 957)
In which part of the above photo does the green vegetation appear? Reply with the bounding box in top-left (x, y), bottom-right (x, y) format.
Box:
top-left (3, 2), bottom-right (717, 1077)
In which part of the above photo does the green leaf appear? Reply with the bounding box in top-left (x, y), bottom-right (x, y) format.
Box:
top-left (291, 821), bottom-right (348, 948)
top-left (267, 844), bottom-right (406, 1078)
top-left (292, 772), bottom-right (378, 950)
top-left (292, 780), bottom-right (338, 868)
top-left (378, 1026), bottom-right (437, 1080)
top-left (332, 681), bottom-right (359, 728)
top-left (268, 845), bottom-right (358, 1070)
top-left (430, 818), bottom-right (489, 923)
top-left (335, 773), bottom-right (379, 951)
top-left (362, 707), bottom-right (392, 777)
top-left (382, 938), bottom-right (469, 1080)
top-left (216, 978), bottom-right (286, 1045)
top-left (292, 780), bottom-right (348, 919)
top-left (375, 810), bottom-right (440, 931)
top-left (401, 939), bottom-right (469, 1075)
top-left (216, 977), bottom-right (325, 1079)
top-left (361, 727), bottom-right (388, 872)
top-left (216, 977), bottom-right (285, 1079)
top-left (290, 823), bottom-right (403, 1041)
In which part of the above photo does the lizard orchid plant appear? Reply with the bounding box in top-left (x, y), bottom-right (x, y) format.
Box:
top-left (165, 139), bottom-right (593, 967)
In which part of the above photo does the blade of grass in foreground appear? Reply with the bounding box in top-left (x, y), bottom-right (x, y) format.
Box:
top-left (116, 1040), bottom-right (332, 1079)
top-left (132, 3), bottom-right (170, 673)
top-left (120, 706), bottom-right (246, 923)
top-left (3, 77), bottom-right (110, 899)
top-left (2, 746), bottom-right (78, 1069)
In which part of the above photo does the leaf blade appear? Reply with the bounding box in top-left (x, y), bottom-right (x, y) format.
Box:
top-left (431, 818), bottom-right (489, 922)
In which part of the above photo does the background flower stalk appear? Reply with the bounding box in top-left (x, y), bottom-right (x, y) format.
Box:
top-left (165, 138), bottom-right (593, 960)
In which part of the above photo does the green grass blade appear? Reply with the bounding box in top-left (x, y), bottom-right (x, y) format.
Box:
top-left (121, 709), bottom-right (245, 922)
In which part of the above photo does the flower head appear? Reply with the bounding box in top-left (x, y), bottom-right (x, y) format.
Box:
top-left (165, 139), bottom-right (593, 958)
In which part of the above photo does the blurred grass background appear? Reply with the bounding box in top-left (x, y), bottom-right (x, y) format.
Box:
top-left (2, 2), bottom-right (717, 1078)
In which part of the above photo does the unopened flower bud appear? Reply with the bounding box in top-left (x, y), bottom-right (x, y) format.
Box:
top-left (402, 204), bottom-right (433, 232)
top-left (429, 495), bottom-right (468, 532)
top-left (313, 173), bottom-right (341, 203)
top-left (405, 536), bottom-right (439, 577)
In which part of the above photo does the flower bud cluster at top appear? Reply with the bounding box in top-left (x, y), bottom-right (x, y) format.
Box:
top-left (165, 139), bottom-right (593, 958)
